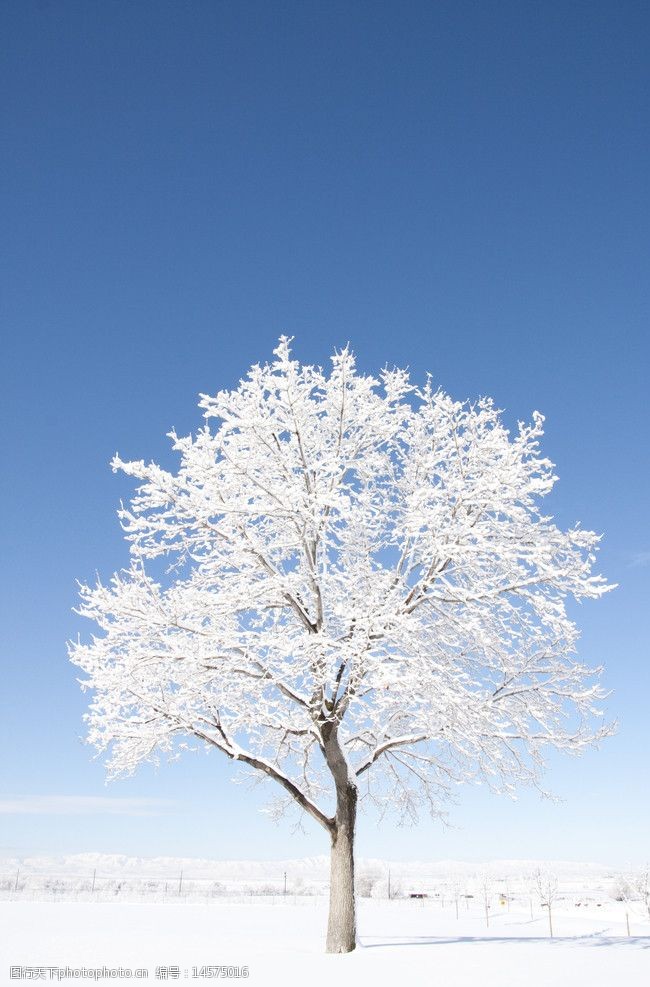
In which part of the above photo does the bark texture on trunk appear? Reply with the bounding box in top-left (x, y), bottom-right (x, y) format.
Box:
top-left (326, 783), bottom-right (357, 953)
top-left (322, 720), bottom-right (358, 954)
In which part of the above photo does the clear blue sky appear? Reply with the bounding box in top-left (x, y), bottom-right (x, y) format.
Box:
top-left (1, 0), bottom-right (648, 867)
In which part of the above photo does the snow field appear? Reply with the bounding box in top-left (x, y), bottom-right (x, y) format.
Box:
top-left (2, 896), bottom-right (648, 987)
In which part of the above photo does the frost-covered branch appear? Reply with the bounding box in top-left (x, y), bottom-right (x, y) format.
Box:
top-left (70, 338), bottom-right (614, 832)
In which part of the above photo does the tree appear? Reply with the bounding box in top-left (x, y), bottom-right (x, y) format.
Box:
top-left (532, 867), bottom-right (559, 937)
top-left (629, 867), bottom-right (650, 921)
top-left (614, 866), bottom-right (650, 932)
top-left (477, 872), bottom-right (494, 928)
top-left (70, 338), bottom-right (613, 953)
top-left (356, 863), bottom-right (382, 898)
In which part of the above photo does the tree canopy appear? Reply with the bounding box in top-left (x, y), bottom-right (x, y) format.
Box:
top-left (71, 338), bottom-right (612, 825)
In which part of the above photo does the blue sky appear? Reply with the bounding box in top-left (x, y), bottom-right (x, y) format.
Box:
top-left (1, 0), bottom-right (648, 867)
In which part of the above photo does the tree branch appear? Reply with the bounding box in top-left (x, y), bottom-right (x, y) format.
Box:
top-left (355, 733), bottom-right (429, 776)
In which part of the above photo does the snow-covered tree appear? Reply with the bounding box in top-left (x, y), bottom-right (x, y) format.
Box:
top-left (70, 338), bottom-right (613, 952)
top-left (614, 867), bottom-right (650, 928)
top-left (532, 867), bottom-right (559, 937)
top-left (629, 868), bottom-right (650, 920)
top-left (477, 871), bottom-right (494, 928)
top-left (356, 863), bottom-right (382, 898)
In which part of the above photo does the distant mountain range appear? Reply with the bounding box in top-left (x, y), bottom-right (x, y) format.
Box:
top-left (0, 852), bottom-right (621, 883)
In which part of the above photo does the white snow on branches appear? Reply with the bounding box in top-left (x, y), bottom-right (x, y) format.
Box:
top-left (70, 338), bottom-right (614, 828)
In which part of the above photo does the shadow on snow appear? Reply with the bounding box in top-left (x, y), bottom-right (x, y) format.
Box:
top-left (358, 933), bottom-right (650, 950)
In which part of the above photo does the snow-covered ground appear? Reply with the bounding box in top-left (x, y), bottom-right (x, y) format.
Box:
top-left (2, 898), bottom-right (648, 986)
top-left (2, 871), bottom-right (649, 986)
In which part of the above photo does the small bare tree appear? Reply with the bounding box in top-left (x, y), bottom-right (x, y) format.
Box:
top-left (70, 339), bottom-right (613, 952)
top-left (450, 878), bottom-right (462, 920)
top-left (533, 867), bottom-right (559, 937)
top-left (478, 872), bottom-right (494, 928)
top-left (356, 864), bottom-right (382, 898)
top-left (615, 867), bottom-right (650, 933)
top-left (629, 867), bottom-right (650, 921)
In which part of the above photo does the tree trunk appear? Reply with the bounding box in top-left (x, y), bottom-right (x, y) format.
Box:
top-left (326, 782), bottom-right (357, 953)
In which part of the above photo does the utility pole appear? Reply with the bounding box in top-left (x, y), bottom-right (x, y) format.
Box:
top-left (388, 869), bottom-right (391, 901)
top-left (283, 871), bottom-right (287, 895)
top-left (178, 870), bottom-right (183, 896)
top-left (91, 869), bottom-right (96, 894)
